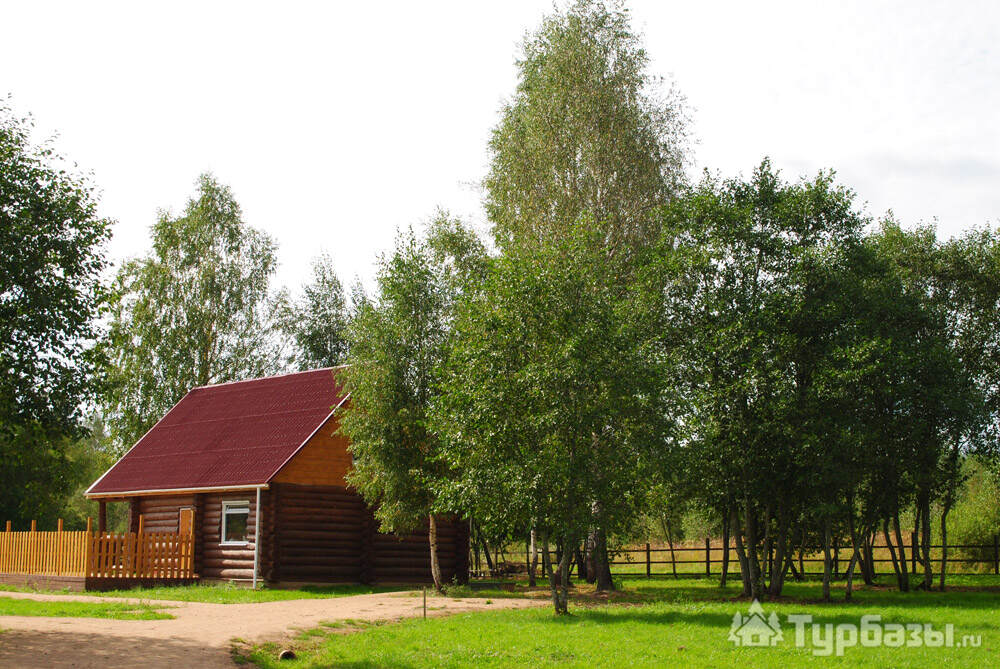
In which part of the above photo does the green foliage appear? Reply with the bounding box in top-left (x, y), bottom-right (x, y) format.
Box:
top-left (276, 253), bottom-right (349, 369)
top-left (947, 457), bottom-right (1000, 566)
top-left (432, 221), bottom-right (671, 575)
top-left (485, 0), bottom-right (687, 259)
top-left (102, 174), bottom-right (282, 451)
top-left (339, 214), bottom-right (487, 535)
top-left (0, 100), bottom-right (111, 527)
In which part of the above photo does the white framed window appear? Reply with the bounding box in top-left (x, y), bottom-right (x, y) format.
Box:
top-left (221, 501), bottom-right (250, 545)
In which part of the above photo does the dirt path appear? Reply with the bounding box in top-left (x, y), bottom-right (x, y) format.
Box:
top-left (0, 590), bottom-right (543, 668)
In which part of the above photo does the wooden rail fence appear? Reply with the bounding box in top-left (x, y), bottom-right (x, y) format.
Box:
top-left (0, 518), bottom-right (194, 579)
top-left (479, 533), bottom-right (1000, 580)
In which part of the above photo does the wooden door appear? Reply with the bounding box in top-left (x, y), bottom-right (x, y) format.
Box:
top-left (178, 508), bottom-right (194, 536)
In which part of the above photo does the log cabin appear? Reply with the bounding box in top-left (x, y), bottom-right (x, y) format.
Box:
top-left (85, 367), bottom-right (469, 585)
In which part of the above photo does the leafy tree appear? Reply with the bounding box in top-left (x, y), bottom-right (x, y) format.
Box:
top-left (664, 161), bottom-right (868, 600)
top-left (432, 221), bottom-right (671, 613)
top-left (277, 253), bottom-right (349, 369)
top-left (0, 101), bottom-right (111, 526)
top-left (339, 215), bottom-right (487, 591)
top-left (485, 0), bottom-right (688, 261)
top-left (102, 174), bottom-right (281, 451)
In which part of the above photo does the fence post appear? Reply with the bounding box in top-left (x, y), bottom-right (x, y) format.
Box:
top-left (137, 515), bottom-right (145, 577)
top-left (645, 543), bottom-right (651, 578)
top-left (4, 520), bottom-right (9, 532)
top-left (833, 537), bottom-right (839, 577)
top-left (56, 518), bottom-right (63, 575)
top-left (994, 535), bottom-right (998, 575)
top-left (705, 537), bottom-right (711, 577)
top-left (911, 532), bottom-right (917, 574)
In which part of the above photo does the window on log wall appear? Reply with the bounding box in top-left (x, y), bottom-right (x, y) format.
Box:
top-left (222, 501), bottom-right (250, 545)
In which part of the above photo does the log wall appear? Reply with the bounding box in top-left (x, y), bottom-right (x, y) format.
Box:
top-left (273, 483), bottom-right (468, 585)
top-left (138, 495), bottom-right (196, 533)
top-left (200, 492), bottom-right (260, 580)
top-left (130, 484), bottom-right (471, 585)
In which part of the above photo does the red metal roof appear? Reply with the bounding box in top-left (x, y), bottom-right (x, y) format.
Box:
top-left (87, 368), bottom-right (347, 496)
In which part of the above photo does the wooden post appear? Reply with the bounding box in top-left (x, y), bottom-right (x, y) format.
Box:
top-left (98, 500), bottom-right (107, 533)
top-left (833, 536), bottom-right (839, 577)
top-left (645, 542), bottom-right (651, 578)
top-left (86, 517), bottom-right (92, 534)
top-left (137, 515), bottom-right (145, 576)
top-left (30, 520), bottom-right (36, 532)
top-left (705, 537), bottom-right (711, 577)
top-left (993, 534), bottom-right (998, 575)
top-left (128, 498), bottom-right (141, 534)
top-left (56, 519), bottom-right (63, 575)
top-left (193, 493), bottom-right (205, 579)
top-left (911, 532), bottom-right (917, 575)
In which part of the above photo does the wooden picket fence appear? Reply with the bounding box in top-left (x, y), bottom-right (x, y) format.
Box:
top-left (0, 519), bottom-right (194, 579)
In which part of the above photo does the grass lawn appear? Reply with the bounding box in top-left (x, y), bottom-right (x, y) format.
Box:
top-left (237, 576), bottom-right (1000, 668)
top-left (0, 583), bottom-right (409, 604)
top-left (0, 595), bottom-right (171, 620)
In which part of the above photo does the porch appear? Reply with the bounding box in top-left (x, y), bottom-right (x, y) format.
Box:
top-left (0, 517), bottom-right (196, 591)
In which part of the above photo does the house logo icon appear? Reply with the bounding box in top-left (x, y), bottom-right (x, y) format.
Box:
top-left (728, 599), bottom-right (784, 647)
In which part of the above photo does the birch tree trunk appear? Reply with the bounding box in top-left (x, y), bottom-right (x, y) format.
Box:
top-left (528, 528), bottom-right (538, 587)
top-left (429, 514), bottom-right (443, 592)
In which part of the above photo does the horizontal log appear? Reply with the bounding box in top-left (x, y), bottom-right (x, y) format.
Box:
top-left (280, 487), bottom-right (361, 498)
top-left (277, 523), bottom-right (363, 535)
top-left (139, 499), bottom-right (194, 510)
top-left (275, 544), bottom-right (361, 555)
top-left (281, 566), bottom-right (361, 578)
top-left (280, 504), bottom-right (363, 515)
top-left (276, 529), bottom-right (361, 542)
top-left (280, 556), bottom-right (363, 567)
top-left (375, 556), bottom-right (456, 569)
top-left (202, 549), bottom-right (256, 560)
top-left (278, 506), bottom-right (364, 518)
top-left (375, 534), bottom-right (457, 545)
top-left (202, 558), bottom-right (255, 569)
top-left (201, 511), bottom-right (258, 521)
top-left (203, 568), bottom-right (254, 579)
top-left (278, 485), bottom-right (355, 496)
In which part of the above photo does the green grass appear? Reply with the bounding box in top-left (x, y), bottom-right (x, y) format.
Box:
top-left (0, 582), bottom-right (409, 604)
top-left (0, 595), bottom-right (171, 620)
top-left (238, 576), bottom-right (1000, 668)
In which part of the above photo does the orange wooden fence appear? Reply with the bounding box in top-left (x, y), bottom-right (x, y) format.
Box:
top-left (0, 518), bottom-right (194, 579)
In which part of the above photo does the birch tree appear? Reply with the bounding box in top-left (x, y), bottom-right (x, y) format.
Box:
top-left (339, 215), bottom-right (487, 592)
top-left (432, 221), bottom-right (672, 613)
top-left (102, 174), bottom-right (281, 451)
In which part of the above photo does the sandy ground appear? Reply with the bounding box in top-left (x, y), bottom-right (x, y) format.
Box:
top-left (0, 590), bottom-right (543, 668)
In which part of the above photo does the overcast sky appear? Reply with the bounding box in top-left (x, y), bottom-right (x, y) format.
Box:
top-left (4, 0), bottom-right (998, 292)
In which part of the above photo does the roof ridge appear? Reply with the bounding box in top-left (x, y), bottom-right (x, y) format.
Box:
top-left (192, 365), bottom-right (348, 391)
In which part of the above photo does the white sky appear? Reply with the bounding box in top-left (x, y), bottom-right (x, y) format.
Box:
top-left (4, 0), bottom-right (999, 293)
